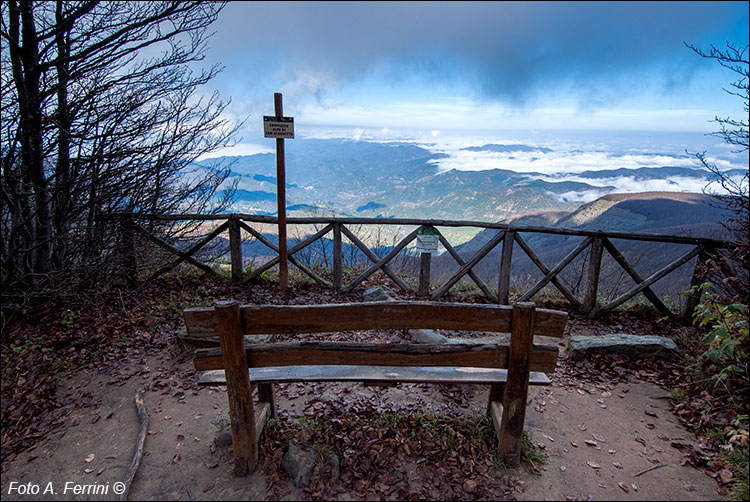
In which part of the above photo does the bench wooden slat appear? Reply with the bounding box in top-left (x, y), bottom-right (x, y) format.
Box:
top-left (193, 341), bottom-right (560, 374)
top-left (184, 301), bottom-right (567, 338)
top-left (198, 365), bottom-right (553, 386)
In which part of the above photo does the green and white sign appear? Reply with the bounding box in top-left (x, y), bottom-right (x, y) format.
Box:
top-left (416, 227), bottom-right (440, 254)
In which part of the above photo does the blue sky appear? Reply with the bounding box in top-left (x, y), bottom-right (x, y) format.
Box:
top-left (200, 1), bottom-right (748, 145)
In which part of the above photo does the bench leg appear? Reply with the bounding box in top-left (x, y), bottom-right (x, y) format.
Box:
top-left (216, 301), bottom-right (257, 476)
top-left (497, 303), bottom-right (535, 467)
top-left (257, 383), bottom-right (277, 418)
top-left (487, 383), bottom-right (505, 416)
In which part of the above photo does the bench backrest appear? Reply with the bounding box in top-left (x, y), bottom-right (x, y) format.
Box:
top-left (188, 301), bottom-right (567, 375)
top-left (185, 301), bottom-right (567, 336)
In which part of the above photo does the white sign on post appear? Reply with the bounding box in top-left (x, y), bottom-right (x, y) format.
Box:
top-left (416, 228), bottom-right (440, 254)
top-left (263, 116), bottom-right (294, 138)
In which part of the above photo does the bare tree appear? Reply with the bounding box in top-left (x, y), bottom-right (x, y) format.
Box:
top-left (1, 1), bottom-right (241, 307)
top-left (686, 41), bottom-right (749, 301)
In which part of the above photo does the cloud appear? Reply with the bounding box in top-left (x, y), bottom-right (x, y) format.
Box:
top-left (209, 1), bottom-right (748, 111)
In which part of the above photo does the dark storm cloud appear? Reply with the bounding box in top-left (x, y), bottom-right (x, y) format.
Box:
top-left (210, 1), bottom-right (748, 106)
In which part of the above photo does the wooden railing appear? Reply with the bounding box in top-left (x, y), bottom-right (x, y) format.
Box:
top-left (117, 213), bottom-right (733, 322)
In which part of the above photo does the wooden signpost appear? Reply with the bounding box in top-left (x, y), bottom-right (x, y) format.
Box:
top-left (264, 93), bottom-right (294, 290)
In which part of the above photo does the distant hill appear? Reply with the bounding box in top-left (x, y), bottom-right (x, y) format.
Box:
top-left (198, 138), bottom-right (740, 226)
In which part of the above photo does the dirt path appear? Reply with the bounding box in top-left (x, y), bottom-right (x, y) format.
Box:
top-left (1, 348), bottom-right (724, 501)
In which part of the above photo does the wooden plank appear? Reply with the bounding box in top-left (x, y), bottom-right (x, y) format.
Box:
top-left (599, 245), bottom-right (702, 314)
top-left (197, 365), bottom-right (552, 385)
top-left (215, 301), bottom-right (257, 476)
top-left (497, 230), bottom-right (515, 305)
top-left (340, 224), bottom-right (412, 292)
top-left (602, 238), bottom-right (675, 320)
top-left (438, 233), bottom-right (497, 301)
top-left (333, 223), bottom-right (342, 292)
top-left (583, 236), bottom-right (604, 316)
top-left (194, 341), bottom-right (560, 373)
top-left (518, 236), bottom-right (593, 302)
top-left (432, 230), bottom-right (506, 300)
top-left (184, 301), bottom-right (568, 338)
top-left (513, 233), bottom-right (583, 310)
top-left (341, 227), bottom-right (419, 293)
top-left (229, 218), bottom-right (243, 283)
top-left (498, 302), bottom-right (535, 467)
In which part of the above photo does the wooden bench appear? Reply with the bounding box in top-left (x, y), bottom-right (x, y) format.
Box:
top-left (185, 300), bottom-right (567, 476)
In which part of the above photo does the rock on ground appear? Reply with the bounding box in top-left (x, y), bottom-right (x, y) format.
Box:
top-left (568, 334), bottom-right (679, 360)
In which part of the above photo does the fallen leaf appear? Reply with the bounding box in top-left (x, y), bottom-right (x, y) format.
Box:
top-left (587, 461), bottom-right (601, 469)
top-left (613, 462), bottom-right (623, 469)
top-left (173, 454), bottom-right (181, 464)
top-left (203, 483), bottom-right (214, 493)
top-left (617, 482), bottom-right (629, 492)
top-left (577, 423), bottom-right (588, 431)
top-left (463, 479), bottom-right (477, 493)
top-left (719, 469), bottom-right (734, 484)
top-left (84, 468), bottom-right (93, 473)
top-left (684, 484), bottom-right (694, 492)
top-left (584, 440), bottom-right (599, 447)
top-left (608, 449), bottom-right (617, 454)
top-left (644, 410), bottom-right (658, 418)
top-left (85, 453), bottom-right (95, 463)
top-left (592, 434), bottom-right (607, 443)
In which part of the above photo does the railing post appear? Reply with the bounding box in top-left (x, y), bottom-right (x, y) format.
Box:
top-left (418, 251), bottom-right (432, 297)
top-left (418, 225), bottom-right (435, 297)
top-left (228, 216), bottom-right (243, 283)
top-left (333, 223), bottom-right (342, 292)
top-left (682, 245), bottom-right (711, 324)
top-left (215, 301), bottom-right (256, 476)
top-left (498, 230), bottom-right (515, 304)
top-left (584, 236), bottom-right (604, 317)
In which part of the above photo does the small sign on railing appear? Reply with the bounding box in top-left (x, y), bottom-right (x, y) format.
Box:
top-left (416, 227), bottom-right (440, 254)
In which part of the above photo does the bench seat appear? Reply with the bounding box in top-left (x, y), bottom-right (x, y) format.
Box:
top-left (198, 365), bottom-right (553, 386)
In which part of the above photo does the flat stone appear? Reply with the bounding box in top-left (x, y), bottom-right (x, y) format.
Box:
top-left (282, 442), bottom-right (316, 488)
top-left (568, 334), bottom-right (679, 360)
top-left (446, 334), bottom-right (510, 345)
top-left (363, 286), bottom-right (394, 302)
top-left (409, 328), bottom-right (448, 344)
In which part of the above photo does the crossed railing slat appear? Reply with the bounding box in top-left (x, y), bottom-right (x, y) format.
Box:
top-left (123, 214), bottom-right (726, 319)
